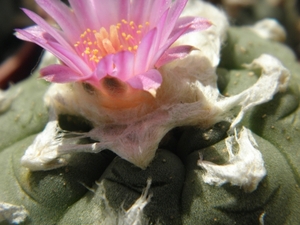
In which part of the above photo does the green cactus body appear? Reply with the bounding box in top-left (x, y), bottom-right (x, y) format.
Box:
top-left (0, 27), bottom-right (299, 225)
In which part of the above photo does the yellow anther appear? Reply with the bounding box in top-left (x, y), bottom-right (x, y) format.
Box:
top-left (138, 25), bottom-right (143, 29)
top-left (133, 45), bottom-right (138, 50)
top-left (128, 46), bottom-right (132, 51)
top-left (122, 32), bottom-right (126, 37)
top-left (87, 28), bottom-right (91, 32)
top-left (136, 30), bottom-right (141, 34)
top-left (80, 33), bottom-right (85, 38)
top-left (92, 49), bottom-right (99, 54)
top-left (131, 26), bottom-right (135, 29)
top-left (84, 47), bottom-right (90, 54)
top-left (122, 19), bottom-right (128, 24)
top-left (88, 41), bottom-right (93, 46)
top-left (129, 21), bottom-right (134, 26)
top-left (145, 22), bottom-right (150, 25)
top-left (126, 34), bottom-right (133, 40)
top-left (90, 55), bottom-right (100, 62)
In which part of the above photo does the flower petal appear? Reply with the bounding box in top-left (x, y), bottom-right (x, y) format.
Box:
top-left (94, 54), bottom-right (114, 80)
top-left (21, 8), bottom-right (74, 51)
top-left (40, 64), bottom-right (83, 82)
top-left (151, 8), bottom-right (170, 51)
top-left (160, 0), bottom-right (189, 40)
top-left (155, 45), bottom-right (195, 68)
top-left (171, 16), bottom-right (212, 37)
top-left (68, 0), bottom-right (99, 29)
top-left (127, 69), bottom-right (162, 91)
top-left (152, 17), bottom-right (211, 65)
top-left (134, 28), bottom-right (158, 74)
top-left (90, 0), bottom-right (125, 27)
top-left (111, 51), bottom-right (135, 81)
top-left (15, 27), bottom-right (91, 75)
top-left (130, 0), bottom-right (171, 25)
top-left (35, 0), bottom-right (81, 43)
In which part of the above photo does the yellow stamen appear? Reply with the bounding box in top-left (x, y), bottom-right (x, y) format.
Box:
top-left (74, 19), bottom-right (148, 64)
top-left (84, 47), bottom-right (90, 54)
top-left (126, 34), bottom-right (133, 40)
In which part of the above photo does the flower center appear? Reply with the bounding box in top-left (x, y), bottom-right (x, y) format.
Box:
top-left (74, 20), bottom-right (150, 66)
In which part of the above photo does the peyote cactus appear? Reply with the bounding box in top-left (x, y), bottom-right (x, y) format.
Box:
top-left (1, 0), bottom-right (300, 225)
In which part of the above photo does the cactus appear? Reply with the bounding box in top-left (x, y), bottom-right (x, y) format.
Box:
top-left (0, 23), bottom-right (299, 225)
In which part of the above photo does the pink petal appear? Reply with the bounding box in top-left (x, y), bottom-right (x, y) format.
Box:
top-left (111, 51), bottom-right (135, 81)
top-left (15, 27), bottom-right (91, 75)
top-left (152, 17), bottom-right (211, 65)
top-left (91, 1), bottom-right (124, 27)
top-left (134, 28), bottom-right (158, 74)
top-left (21, 8), bottom-right (74, 51)
top-left (94, 54), bottom-right (114, 80)
top-left (130, 0), bottom-right (171, 25)
top-left (151, 8), bottom-right (169, 51)
top-left (68, 0), bottom-right (99, 29)
top-left (94, 51), bottom-right (135, 81)
top-left (160, 0), bottom-right (189, 40)
top-left (171, 16), bottom-right (212, 37)
top-left (155, 45), bottom-right (195, 68)
top-left (130, 0), bottom-right (152, 23)
top-left (15, 26), bottom-right (44, 42)
top-left (35, 0), bottom-right (82, 43)
top-left (40, 64), bottom-right (84, 82)
top-left (127, 69), bottom-right (162, 91)
top-left (148, 0), bottom-right (173, 23)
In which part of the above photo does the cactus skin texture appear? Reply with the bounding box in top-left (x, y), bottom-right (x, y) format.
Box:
top-left (0, 26), bottom-right (300, 225)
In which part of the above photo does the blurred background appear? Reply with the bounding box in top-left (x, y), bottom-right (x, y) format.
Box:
top-left (0, 0), bottom-right (300, 89)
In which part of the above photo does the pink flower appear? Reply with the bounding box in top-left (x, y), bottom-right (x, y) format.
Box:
top-left (16, 0), bottom-right (211, 93)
